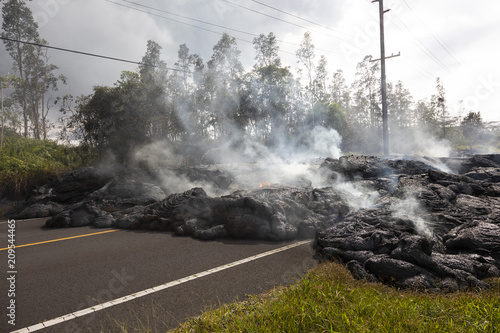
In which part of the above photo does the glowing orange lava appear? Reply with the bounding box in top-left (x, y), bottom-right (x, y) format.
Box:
top-left (259, 182), bottom-right (271, 188)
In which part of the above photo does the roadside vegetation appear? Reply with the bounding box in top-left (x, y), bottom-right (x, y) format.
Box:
top-left (163, 261), bottom-right (500, 333)
top-left (0, 129), bottom-right (86, 200)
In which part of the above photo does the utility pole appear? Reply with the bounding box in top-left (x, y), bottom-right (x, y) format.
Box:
top-left (371, 0), bottom-right (399, 156)
top-left (1, 84), bottom-right (4, 149)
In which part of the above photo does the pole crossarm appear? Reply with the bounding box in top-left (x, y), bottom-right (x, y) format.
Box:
top-left (370, 52), bottom-right (401, 62)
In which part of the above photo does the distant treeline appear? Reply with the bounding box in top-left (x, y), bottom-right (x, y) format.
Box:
top-left (1, 0), bottom-right (498, 164)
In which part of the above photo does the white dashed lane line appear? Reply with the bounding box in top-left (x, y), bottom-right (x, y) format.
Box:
top-left (12, 240), bottom-right (310, 333)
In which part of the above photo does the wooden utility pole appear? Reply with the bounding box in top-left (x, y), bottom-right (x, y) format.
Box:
top-left (1, 84), bottom-right (4, 149)
top-left (371, 0), bottom-right (399, 156)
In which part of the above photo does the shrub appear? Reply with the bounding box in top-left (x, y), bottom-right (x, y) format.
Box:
top-left (0, 132), bottom-right (86, 199)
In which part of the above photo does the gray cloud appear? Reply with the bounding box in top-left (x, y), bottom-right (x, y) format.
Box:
top-left (1, 0), bottom-right (499, 123)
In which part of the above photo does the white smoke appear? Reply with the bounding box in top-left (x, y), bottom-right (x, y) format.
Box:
top-left (308, 126), bottom-right (343, 160)
top-left (390, 191), bottom-right (432, 237)
top-left (390, 127), bottom-right (452, 158)
top-left (130, 125), bottom-right (344, 195)
top-left (332, 177), bottom-right (380, 211)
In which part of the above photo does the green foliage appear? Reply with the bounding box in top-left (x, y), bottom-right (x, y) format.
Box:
top-left (170, 261), bottom-right (500, 333)
top-left (2, 0), bottom-right (66, 139)
top-left (0, 130), bottom-right (85, 199)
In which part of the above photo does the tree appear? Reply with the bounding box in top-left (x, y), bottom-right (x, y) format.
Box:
top-left (352, 55), bottom-right (381, 129)
top-left (461, 111), bottom-right (485, 150)
top-left (172, 43), bottom-right (205, 139)
top-left (69, 73), bottom-right (152, 162)
top-left (415, 99), bottom-right (438, 132)
top-left (206, 32), bottom-right (244, 139)
top-left (249, 33), bottom-right (296, 143)
top-left (329, 69), bottom-right (351, 113)
top-left (38, 46), bottom-right (67, 139)
top-left (296, 31), bottom-right (315, 88)
top-left (2, 0), bottom-right (39, 137)
top-left (138, 40), bottom-right (169, 139)
top-left (253, 32), bottom-right (281, 68)
top-left (312, 55), bottom-right (329, 104)
top-left (296, 31), bottom-right (315, 108)
top-left (207, 32), bottom-right (243, 82)
top-left (248, 64), bottom-right (294, 144)
top-left (431, 77), bottom-right (450, 138)
top-left (1, 74), bottom-right (18, 147)
top-left (310, 102), bottom-right (348, 133)
top-left (387, 80), bottom-right (413, 129)
top-left (2, 1), bottom-right (65, 139)
top-left (174, 43), bottom-right (204, 88)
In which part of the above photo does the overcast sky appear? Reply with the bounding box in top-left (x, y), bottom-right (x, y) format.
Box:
top-left (1, 0), bottom-right (500, 122)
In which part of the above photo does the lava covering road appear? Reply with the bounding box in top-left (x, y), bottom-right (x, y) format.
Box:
top-left (8, 154), bottom-right (500, 291)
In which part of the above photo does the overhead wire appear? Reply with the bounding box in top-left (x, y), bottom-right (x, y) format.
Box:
top-left (106, 0), bottom-right (299, 56)
top-left (113, 0), bottom-right (338, 55)
top-left (248, 0), bottom-right (350, 37)
top-left (389, 11), bottom-right (467, 92)
top-left (401, 0), bottom-right (462, 66)
top-left (119, 0), bottom-right (257, 39)
top-left (104, 0), bottom-right (253, 44)
top-left (220, 0), bottom-right (351, 43)
top-left (0, 36), bottom-right (189, 71)
top-left (365, 0), bottom-right (466, 103)
top-left (390, 13), bottom-right (451, 73)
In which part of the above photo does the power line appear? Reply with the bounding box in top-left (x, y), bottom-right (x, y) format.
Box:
top-left (119, 0), bottom-right (257, 39)
top-left (390, 14), bottom-right (451, 72)
top-left (220, 0), bottom-right (351, 42)
top-left (0, 36), bottom-right (188, 72)
top-left (113, 0), bottom-right (299, 55)
top-left (248, 0), bottom-right (350, 37)
top-left (107, 0), bottom-right (302, 57)
top-left (388, 18), bottom-right (466, 96)
top-left (401, 57), bottom-right (435, 82)
top-left (401, 0), bottom-right (462, 66)
top-left (112, 0), bottom-right (337, 55)
top-left (105, 0), bottom-right (254, 46)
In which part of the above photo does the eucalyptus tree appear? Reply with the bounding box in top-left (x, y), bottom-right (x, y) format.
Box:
top-left (312, 55), bottom-right (329, 104)
top-left (2, 0), bottom-right (65, 139)
top-left (351, 55), bottom-right (381, 129)
top-left (329, 69), bottom-right (351, 116)
top-left (253, 32), bottom-right (281, 68)
top-left (2, 0), bottom-right (39, 137)
top-left (387, 80), bottom-right (413, 130)
top-left (296, 31), bottom-right (315, 92)
top-left (431, 77), bottom-right (450, 138)
top-left (172, 43), bottom-right (205, 140)
top-left (415, 99), bottom-right (438, 131)
top-left (206, 32), bottom-right (244, 139)
top-left (29, 39), bottom-right (66, 139)
top-left (138, 40), bottom-right (170, 140)
top-left (296, 31), bottom-right (316, 110)
top-left (0, 74), bottom-right (19, 147)
top-left (248, 32), bottom-right (297, 143)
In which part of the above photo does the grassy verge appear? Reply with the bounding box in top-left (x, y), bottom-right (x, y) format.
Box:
top-left (167, 261), bottom-right (500, 333)
top-left (0, 130), bottom-right (87, 200)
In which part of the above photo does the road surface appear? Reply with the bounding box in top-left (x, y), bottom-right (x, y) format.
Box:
top-left (0, 217), bottom-right (316, 332)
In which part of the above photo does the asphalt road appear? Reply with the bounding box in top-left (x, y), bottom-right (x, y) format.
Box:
top-left (0, 218), bottom-right (316, 333)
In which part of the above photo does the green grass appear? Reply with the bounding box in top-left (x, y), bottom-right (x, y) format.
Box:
top-left (167, 261), bottom-right (500, 333)
top-left (0, 130), bottom-right (86, 199)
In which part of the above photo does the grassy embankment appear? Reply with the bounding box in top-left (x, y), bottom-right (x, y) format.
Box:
top-left (0, 130), bottom-right (86, 214)
top-left (165, 261), bottom-right (500, 333)
top-left (111, 261), bottom-right (500, 333)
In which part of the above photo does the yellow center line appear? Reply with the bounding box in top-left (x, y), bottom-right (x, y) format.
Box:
top-left (0, 229), bottom-right (120, 251)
